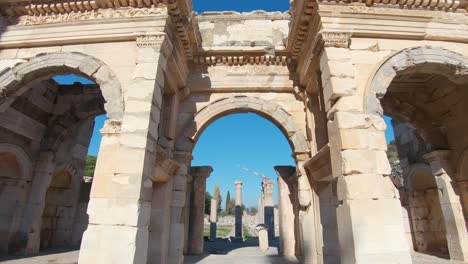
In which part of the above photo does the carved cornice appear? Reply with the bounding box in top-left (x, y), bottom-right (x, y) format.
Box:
top-left (5, 6), bottom-right (167, 26)
top-left (287, 0), bottom-right (320, 59)
top-left (192, 54), bottom-right (292, 66)
top-left (317, 0), bottom-right (466, 10)
top-left (1, 0), bottom-right (166, 16)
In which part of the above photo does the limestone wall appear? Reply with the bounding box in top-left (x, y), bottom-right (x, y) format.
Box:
top-left (198, 11), bottom-right (289, 51)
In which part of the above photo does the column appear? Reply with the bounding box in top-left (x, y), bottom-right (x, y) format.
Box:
top-left (187, 166), bottom-right (213, 255)
top-left (235, 181), bottom-right (243, 238)
top-left (321, 40), bottom-right (412, 263)
top-left (79, 32), bottom-right (172, 264)
top-left (210, 198), bottom-right (218, 239)
top-left (424, 150), bottom-right (468, 261)
top-left (275, 166), bottom-right (297, 257)
top-left (262, 179), bottom-right (275, 240)
top-left (183, 173), bottom-right (193, 255)
top-left (18, 151), bottom-right (56, 254)
top-left (257, 197), bottom-right (264, 225)
top-left (168, 152), bottom-right (192, 264)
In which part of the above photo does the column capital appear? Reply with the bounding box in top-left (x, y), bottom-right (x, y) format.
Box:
top-left (174, 151), bottom-right (193, 164)
top-left (423, 150), bottom-right (452, 163)
top-left (190, 166), bottom-right (213, 179)
top-left (235, 181), bottom-right (243, 188)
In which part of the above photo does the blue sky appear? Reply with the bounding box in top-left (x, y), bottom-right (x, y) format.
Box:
top-left (54, 0), bottom-right (397, 207)
top-left (193, 0), bottom-right (290, 13)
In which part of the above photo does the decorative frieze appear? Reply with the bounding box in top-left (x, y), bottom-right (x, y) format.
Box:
top-left (192, 55), bottom-right (292, 66)
top-left (1, 1), bottom-right (166, 16)
top-left (7, 7), bottom-right (167, 26)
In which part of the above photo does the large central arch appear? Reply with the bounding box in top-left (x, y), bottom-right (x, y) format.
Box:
top-left (175, 96), bottom-right (310, 156)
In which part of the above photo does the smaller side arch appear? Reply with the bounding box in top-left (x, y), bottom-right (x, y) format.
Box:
top-left (175, 96), bottom-right (310, 156)
top-left (364, 46), bottom-right (468, 116)
top-left (0, 143), bottom-right (32, 181)
top-left (0, 52), bottom-right (124, 120)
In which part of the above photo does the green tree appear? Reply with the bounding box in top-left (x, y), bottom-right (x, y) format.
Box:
top-left (213, 185), bottom-right (222, 212)
top-left (225, 199), bottom-right (235, 215)
top-left (225, 191), bottom-right (231, 214)
top-left (205, 192), bottom-right (212, 215)
top-left (84, 156), bottom-right (97, 177)
top-left (387, 140), bottom-right (399, 165)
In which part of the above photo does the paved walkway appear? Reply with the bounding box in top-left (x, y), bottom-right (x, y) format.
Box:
top-left (0, 249), bottom-right (466, 264)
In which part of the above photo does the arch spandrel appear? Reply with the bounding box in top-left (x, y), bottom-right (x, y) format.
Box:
top-left (175, 96), bottom-right (310, 156)
top-left (0, 52), bottom-right (124, 120)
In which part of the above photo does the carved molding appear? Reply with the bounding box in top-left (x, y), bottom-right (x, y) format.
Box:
top-left (136, 32), bottom-right (173, 57)
top-left (6, 6), bottom-right (167, 26)
top-left (192, 55), bottom-right (292, 66)
top-left (318, 0), bottom-right (465, 10)
top-left (322, 31), bottom-right (352, 48)
top-left (1, 1), bottom-right (166, 16)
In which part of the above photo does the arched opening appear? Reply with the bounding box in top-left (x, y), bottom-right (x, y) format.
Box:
top-left (0, 151), bottom-right (29, 254)
top-left (368, 47), bottom-right (468, 261)
top-left (0, 52), bottom-right (120, 255)
top-left (184, 112), bottom-right (301, 260)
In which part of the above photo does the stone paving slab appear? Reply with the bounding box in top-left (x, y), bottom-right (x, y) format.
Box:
top-left (0, 250), bottom-right (466, 264)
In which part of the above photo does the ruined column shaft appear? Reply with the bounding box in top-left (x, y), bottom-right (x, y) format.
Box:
top-left (235, 181), bottom-right (243, 238)
top-left (210, 198), bottom-right (218, 239)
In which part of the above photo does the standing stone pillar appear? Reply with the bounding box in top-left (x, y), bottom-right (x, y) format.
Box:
top-left (168, 152), bottom-right (192, 264)
top-left (187, 166), bottom-right (213, 255)
top-left (210, 198), bottom-right (218, 239)
top-left (275, 166), bottom-right (297, 257)
top-left (79, 32), bottom-right (172, 264)
top-left (320, 40), bottom-right (412, 263)
top-left (257, 197), bottom-right (264, 225)
top-left (183, 173), bottom-right (193, 255)
top-left (262, 178), bottom-right (275, 240)
top-left (235, 181), bottom-right (243, 238)
top-left (18, 151), bottom-right (56, 255)
top-left (424, 151), bottom-right (468, 261)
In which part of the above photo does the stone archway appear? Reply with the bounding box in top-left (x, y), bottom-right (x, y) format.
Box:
top-left (0, 52), bottom-right (125, 120)
top-left (364, 46), bottom-right (468, 261)
top-left (0, 144), bottom-right (32, 255)
top-left (175, 96), bottom-right (310, 156)
top-left (364, 46), bottom-right (468, 117)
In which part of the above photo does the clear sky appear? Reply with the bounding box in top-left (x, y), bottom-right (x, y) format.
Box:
top-left (53, 0), bottom-right (397, 207)
top-left (193, 0), bottom-right (290, 13)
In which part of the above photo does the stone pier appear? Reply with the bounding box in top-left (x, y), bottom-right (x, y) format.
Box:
top-left (424, 151), bottom-right (468, 261)
top-left (235, 181), bottom-right (243, 238)
top-left (187, 166), bottom-right (213, 255)
top-left (275, 166), bottom-right (298, 257)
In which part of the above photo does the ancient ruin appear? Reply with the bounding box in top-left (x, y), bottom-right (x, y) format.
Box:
top-left (0, 0), bottom-right (467, 263)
